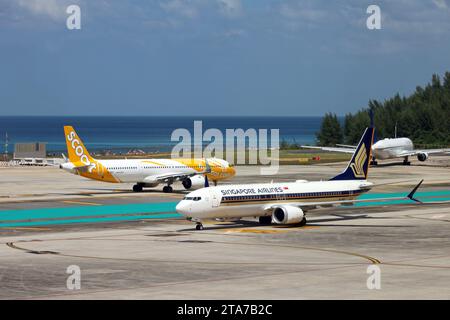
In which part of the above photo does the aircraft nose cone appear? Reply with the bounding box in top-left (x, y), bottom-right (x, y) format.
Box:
top-left (176, 201), bottom-right (190, 216)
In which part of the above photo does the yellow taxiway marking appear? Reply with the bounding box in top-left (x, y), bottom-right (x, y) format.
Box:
top-left (62, 200), bottom-right (102, 206)
top-left (223, 226), bottom-right (320, 234)
top-left (224, 229), bottom-right (288, 234)
top-left (275, 225), bottom-right (320, 230)
top-left (1, 227), bottom-right (50, 231)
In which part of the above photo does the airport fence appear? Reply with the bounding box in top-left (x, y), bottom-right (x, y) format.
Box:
top-left (0, 161), bottom-right (21, 167)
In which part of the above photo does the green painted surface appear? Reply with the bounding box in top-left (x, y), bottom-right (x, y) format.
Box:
top-left (355, 190), bottom-right (450, 207)
top-left (359, 190), bottom-right (450, 199)
top-left (0, 202), bottom-right (178, 221)
top-left (0, 213), bottom-right (182, 228)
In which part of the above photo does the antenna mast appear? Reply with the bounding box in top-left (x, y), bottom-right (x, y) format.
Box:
top-left (4, 132), bottom-right (8, 160)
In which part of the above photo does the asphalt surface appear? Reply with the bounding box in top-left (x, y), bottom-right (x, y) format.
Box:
top-left (0, 159), bottom-right (449, 299)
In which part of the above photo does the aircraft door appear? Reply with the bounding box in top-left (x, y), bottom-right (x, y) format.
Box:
top-left (211, 191), bottom-right (220, 207)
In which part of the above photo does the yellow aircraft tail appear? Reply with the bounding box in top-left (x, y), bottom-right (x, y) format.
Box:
top-left (64, 126), bottom-right (94, 165)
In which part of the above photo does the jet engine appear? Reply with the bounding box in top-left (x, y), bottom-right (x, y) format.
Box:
top-left (417, 152), bottom-right (428, 162)
top-left (272, 206), bottom-right (304, 224)
top-left (182, 175), bottom-right (206, 189)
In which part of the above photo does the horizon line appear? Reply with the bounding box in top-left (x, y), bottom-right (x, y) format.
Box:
top-left (0, 115), bottom-right (334, 118)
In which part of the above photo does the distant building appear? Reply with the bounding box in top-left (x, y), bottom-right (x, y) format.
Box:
top-left (11, 142), bottom-right (64, 166)
top-left (13, 142), bottom-right (52, 165)
top-left (14, 142), bottom-right (47, 159)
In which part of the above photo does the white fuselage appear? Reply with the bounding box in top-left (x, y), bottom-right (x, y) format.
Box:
top-left (95, 159), bottom-right (194, 183)
top-left (176, 180), bottom-right (373, 220)
top-left (372, 138), bottom-right (413, 160)
top-left (61, 157), bottom-right (234, 185)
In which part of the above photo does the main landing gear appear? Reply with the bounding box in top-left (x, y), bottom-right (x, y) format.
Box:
top-left (259, 215), bottom-right (307, 226)
top-left (163, 185), bottom-right (173, 193)
top-left (259, 216), bottom-right (272, 225)
top-left (299, 217), bottom-right (307, 227)
top-left (195, 222), bottom-right (204, 230)
top-left (132, 184), bottom-right (143, 192)
top-left (403, 157), bottom-right (411, 166)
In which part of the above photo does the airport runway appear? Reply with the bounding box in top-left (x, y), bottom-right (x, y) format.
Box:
top-left (0, 160), bottom-right (449, 299)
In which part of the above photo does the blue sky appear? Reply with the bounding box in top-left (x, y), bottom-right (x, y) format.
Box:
top-left (1, 0), bottom-right (450, 116)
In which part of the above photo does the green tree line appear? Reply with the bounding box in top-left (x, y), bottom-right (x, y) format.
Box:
top-left (317, 72), bottom-right (450, 147)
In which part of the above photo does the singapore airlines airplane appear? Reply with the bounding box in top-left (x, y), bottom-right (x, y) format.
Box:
top-left (60, 126), bottom-right (235, 193)
top-left (302, 137), bottom-right (450, 165)
top-left (176, 127), bottom-right (424, 230)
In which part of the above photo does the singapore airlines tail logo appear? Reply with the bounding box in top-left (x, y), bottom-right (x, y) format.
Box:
top-left (350, 144), bottom-right (367, 178)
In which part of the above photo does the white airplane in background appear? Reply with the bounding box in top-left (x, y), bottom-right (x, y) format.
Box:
top-left (60, 126), bottom-right (235, 193)
top-left (176, 127), bottom-right (424, 230)
top-left (302, 137), bottom-right (450, 165)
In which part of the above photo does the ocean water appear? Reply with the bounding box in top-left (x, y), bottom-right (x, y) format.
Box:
top-left (0, 116), bottom-right (321, 154)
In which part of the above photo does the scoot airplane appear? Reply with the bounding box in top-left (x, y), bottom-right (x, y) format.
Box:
top-left (60, 126), bottom-right (235, 193)
top-left (302, 137), bottom-right (450, 165)
top-left (176, 127), bottom-right (424, 230)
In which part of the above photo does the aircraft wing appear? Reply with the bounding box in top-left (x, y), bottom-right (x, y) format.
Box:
top-left (415, 148), bottom-right (450, 154)
top-left (264, 180), bottom-right (425, 213)
top-left (301, 145), bottom-right (356, 154)
top-left (336, 144), bottom-right (357, 148)
top-left (143, 159), bottom-right (211, 184)
top-left (396, 148), bottom-right (450, 157)
top-left (144, 171), bottom-right (203, 184)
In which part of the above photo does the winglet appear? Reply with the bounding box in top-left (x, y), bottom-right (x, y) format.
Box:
top-left (407, 180), bottom-right (424, 203)
top-left (204, 175), bottom-right (209, 188)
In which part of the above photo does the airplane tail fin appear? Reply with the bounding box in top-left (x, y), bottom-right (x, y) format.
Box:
top-left (63, 126), bottom-right (94, 164)
top-left (330, 127), bottom-right (374, 181)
